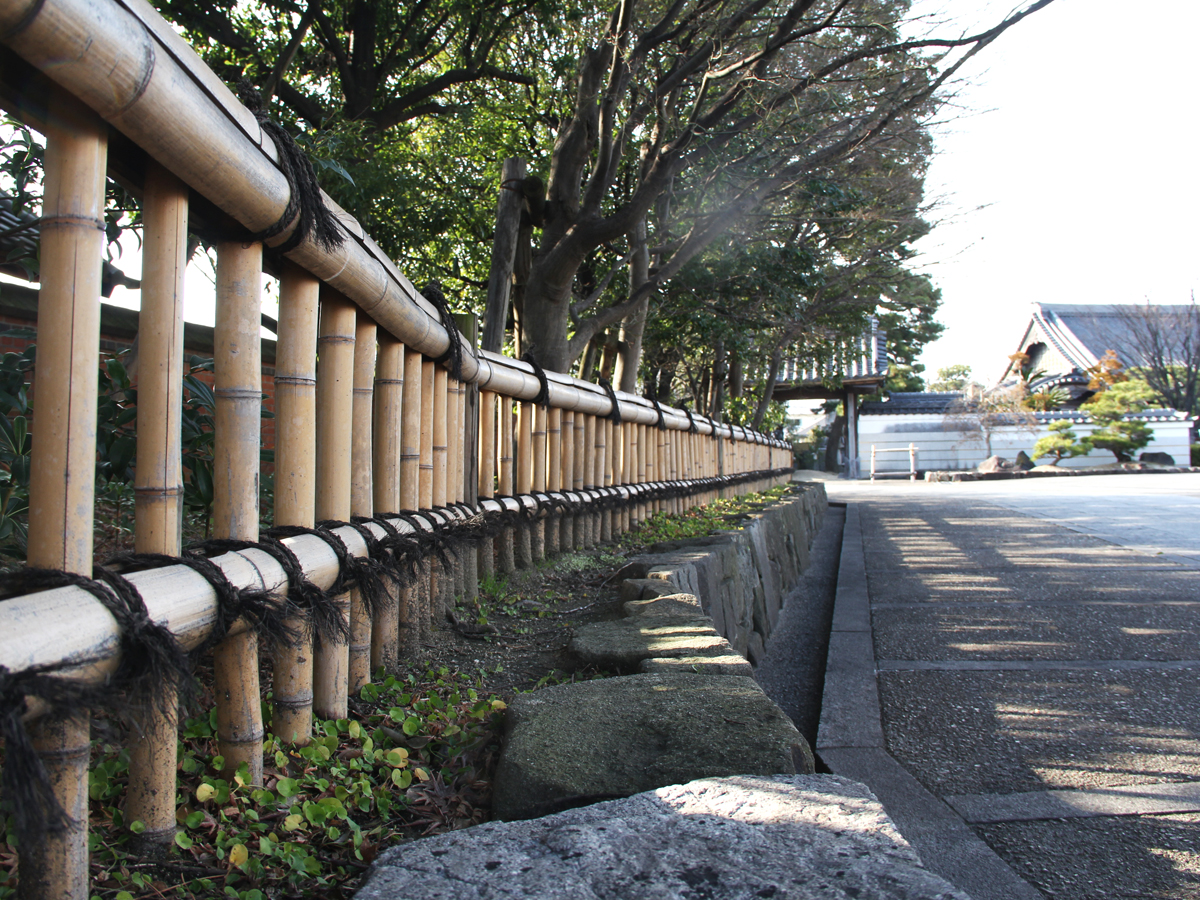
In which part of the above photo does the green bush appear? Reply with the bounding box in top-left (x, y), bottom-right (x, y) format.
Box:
top-left (1031, 421), bottom-right (1092, 464)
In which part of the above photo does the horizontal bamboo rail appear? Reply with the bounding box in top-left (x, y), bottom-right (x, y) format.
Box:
top-left (0, 1), bottom-right (795, 895)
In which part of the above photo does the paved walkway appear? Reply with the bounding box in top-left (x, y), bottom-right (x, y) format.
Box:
top-left (817, 475), bottom-right (1200, 900)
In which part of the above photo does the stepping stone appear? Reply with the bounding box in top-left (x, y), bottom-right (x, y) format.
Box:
top-left (491, 673), bottom-right (813, 821)
top-left (357, 774), bottom-right (972, 900)
top-left (638, 654), bottom-right (755, 676)
top-left (623, 591), bottom-right (704, 618)
top-left (569, 615), bottom-right (734, 670)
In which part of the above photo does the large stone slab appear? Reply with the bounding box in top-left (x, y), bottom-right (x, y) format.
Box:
top-left (492, 673), bottom-right (813, 821)
top-left (357, 775), bottom-right (973, 900)
top-left (569, 615), bottom-right (734, 669)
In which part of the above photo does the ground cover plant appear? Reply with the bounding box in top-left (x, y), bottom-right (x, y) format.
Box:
top-left (0, 483), bottom-right (800, 899)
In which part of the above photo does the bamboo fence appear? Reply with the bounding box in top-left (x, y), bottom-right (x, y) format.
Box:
top-left (0, 1), bottom-right (795, 895)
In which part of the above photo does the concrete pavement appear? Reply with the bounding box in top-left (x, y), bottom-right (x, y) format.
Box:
top-left (817, 474), bottom-right (1200, 900)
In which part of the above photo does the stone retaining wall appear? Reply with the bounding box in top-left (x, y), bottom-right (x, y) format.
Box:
top-left (614, 482), bottom-right (826, 664)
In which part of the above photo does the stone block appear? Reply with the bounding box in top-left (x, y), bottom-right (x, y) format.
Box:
top-left (570, 616), bottom-right (734, 670)
top-left (359, 774), bottom-right (972, 900)
top-left (491, 674), bottom-right (812, 821)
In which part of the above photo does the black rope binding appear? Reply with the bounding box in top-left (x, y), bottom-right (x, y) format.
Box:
top-left (424, 281), bottom-right (466, 382)
top-left (0, 661), bottom-right (101, 843)
top-left (126, 549), bottom-right (296, 654)
top-left (91, 564), bottom-right (192, 717)
top-left (598, 377), bottom-right (623, 424)
top-left (683, 406), bottom-right (699, 434)
top-left (649, 396), bottom-right (667, 430)
top-left (521, 351), bottom-right (552, 407)
top-left (319, 520), bottom-right (398, 618)
top-left (236, 80), bottom-right (345, 255)
top-left (0, 566), bottom-right (187, 845)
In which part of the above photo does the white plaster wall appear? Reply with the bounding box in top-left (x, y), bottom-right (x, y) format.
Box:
top-left (859, 414), bottom-right (1192, 476)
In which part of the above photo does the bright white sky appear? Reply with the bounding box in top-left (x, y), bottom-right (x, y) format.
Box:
top-left (912, 0), bottom-right (1200, 386)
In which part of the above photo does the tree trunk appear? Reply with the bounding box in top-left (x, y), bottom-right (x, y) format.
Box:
top-left (751, 348), bottom-right (783, 431)
top-left (824, 415), bottom-right (845, 473)
top-left (729, 352), bottom-right (744, 398)
top-left (710, 340), bottom-right (727, 420)
top-left (481, 158), bottom-right (526, 354)
top-left (614, 218), bottom-right (649, 393)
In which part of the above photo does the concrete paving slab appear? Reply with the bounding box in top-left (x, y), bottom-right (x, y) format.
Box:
top-left (946, 779), bottom-right (1200, 824)
top-left (864, 567), bottom-right (1200, 604)
top-left (872, 602), bottom-right (1200, 661)
top-left (878, 668), bottom-right (1200, 796)
top-left (820, 478), bottom-right (1200, 900)
top-left (820, 747), bottom-right (1042, 900)
top-left (975, 813), bottom-right (1200, 900)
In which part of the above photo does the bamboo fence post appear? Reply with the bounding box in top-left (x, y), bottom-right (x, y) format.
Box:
top-left (125, 161), bottom-right (187, 847)
top-left (582, 413), bottom-right (596, 548)
top-left (559, 409), bottom-right (574, 551)
top-left (419, 360), bottom-right (435, 623)
top-left (349, 314), bottom-right (376, 690)
top-left (532, 404), bottom-right (547, 561)
top-left (448, 378), bottom-right (465, 600)
top-left (419, 360), bottom-right (435, 510)
top-left (433, 367), bottom-right (449, 508)
top-left (431, 366), bottom-right (449, 615)
top-left (546, 406), bottom-right (561, 554)
top-left (515, 400), bottom-right (533, 567)
top-left (211, 239), bottom-right (265, 783)
top-left (373, 335), bottom-right (404, 670)
top-left (573, 411), bottom-right (586, 548)
top-left (400, 350), bottom-right (424, 650)
top-left (498, 397), bottom-right (516, 571)
top-left (619, 420), bottom-right (631, 533)
top-left (314, 289), bottom-right (356, 721)
top-left (636, 424), bottom-right (647, 524)
top-left (454, 313), bottom-right (480, 602)
top-left (598, 416), bottom-right (610, 542)
top-left (271, 261), bottom-right (320, 744)
top-left (20, 89), bottom-right (106, 900)
top-left (477, 390), bottom-right (496, 582)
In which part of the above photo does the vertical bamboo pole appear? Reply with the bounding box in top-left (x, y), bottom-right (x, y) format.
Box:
top-left (433, 367), bottom-right (449, 508)
top-left (516, 400), bottom-right (533, 567)
top-left (477, 390), bottom-right (496, 582)
top-left (419, 360), bottom-right (435, 510)
top-left (314, 290), bottom-right (356, 720)
top-left (582, 413), bottom-right (596, 548)
top-left (126, 162), bottom-right (187, 846)
top-left (573, 412), bottom-right (586, 548)
top-left (447, 378), bottom-right (465, 599)
top-left (21, 90), bottom-right (106, 900)
top-left (400, 350), bottom-right (424, 650)
top-left (532, 404), bottom-right (547, 561)
top-left (546, 406), bottom-right (561, 554)
top-left (598, 416), bottom-right (611, 542)
top-left (498, 397), bottom-right (516, 571)
top-left (211, 240), bottom-right (265, 783)
top-left (373, 335), bottom-right (404, 670)
top-left (349, 314), bottom-right (376, 690)
top-left (271, 262), bottom-right (320, 744)
top-left (559, 410), bottom-right (574, 551)
top-left (636, 424), bottom-right (647, 524)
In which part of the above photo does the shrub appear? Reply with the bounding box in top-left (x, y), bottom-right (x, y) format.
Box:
top-left (1031, 421), bottom-right (1092, 464)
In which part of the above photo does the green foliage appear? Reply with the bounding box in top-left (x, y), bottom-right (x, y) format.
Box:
top-left (0, 667), bottom-right (505, 899)
top-left (1031, 421), bottom-right (1092, 465)
top-left (0, 347), bottom-right (273, 559)
top-left (1083, 380), bottom-right (1156, 462)
top-left (929, 364), bottom-right (972, 393)
top-left (0, 343), bottom-right (34, 560)
top-left (618, 485), bottom-right (792, 548)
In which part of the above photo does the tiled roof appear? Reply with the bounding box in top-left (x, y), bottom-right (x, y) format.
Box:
top-left (860, 392), bottom-right (962, 415)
